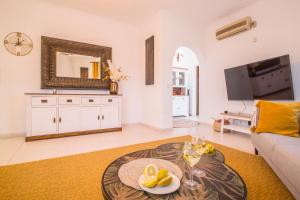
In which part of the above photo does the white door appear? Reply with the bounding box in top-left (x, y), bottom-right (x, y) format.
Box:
top-left (101, 105), bottom-right (120, 129)
top-left (81, 107), bottom-right (101, 131)
top-left (58, 107), bottom-right (81, 133)
top-left (31, 107), bottom-right (57, 136)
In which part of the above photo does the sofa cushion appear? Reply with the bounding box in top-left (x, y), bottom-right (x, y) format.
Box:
top-left (254, 100), bottom-right (300, 137)
top-left (272, 143), bottom-right (300, 195)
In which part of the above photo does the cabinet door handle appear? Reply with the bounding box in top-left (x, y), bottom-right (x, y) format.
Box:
top-left (102, 115), bottom-right (104, 120)
top-left (89, 99), bottom-right (94, 103)
top-left (59, 117), bottom-right (62, 123)
top-left (41, 99), bottom-right (48, 103)
top-left (107, 99), bottom-right (112, 102)
top-left (53, 117), bottom-right (56, 123)
top-left (66, 99), bottom-right (72, 103)
top-left (98, 115), bottom-right (100, 120)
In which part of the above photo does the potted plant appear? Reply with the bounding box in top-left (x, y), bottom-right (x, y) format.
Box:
top-left (103, 60), bottom-right (128, 95)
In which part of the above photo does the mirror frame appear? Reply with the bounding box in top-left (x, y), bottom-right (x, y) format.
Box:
top-left (41, 36), bottom-right (111, 90)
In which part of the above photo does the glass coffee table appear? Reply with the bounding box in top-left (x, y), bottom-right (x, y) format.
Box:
top-left (102, 143), bottom-right (247, 200)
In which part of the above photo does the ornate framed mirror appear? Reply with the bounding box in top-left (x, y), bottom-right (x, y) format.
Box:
top-left (41, 36), bottom-right (111, 89)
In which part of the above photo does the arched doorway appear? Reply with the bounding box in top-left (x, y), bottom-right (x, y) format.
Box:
top-left (172, 47), bottom-right (200, 127)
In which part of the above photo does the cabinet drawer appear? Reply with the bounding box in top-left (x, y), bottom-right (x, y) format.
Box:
top-left (58, 96), bottom-right (81, 105)
top-left (32, 96), bottom-right (57, 107)
top-left (101, 97), bottom-right (119, 104)
top-left (81, 97), bottom-right (101, 105)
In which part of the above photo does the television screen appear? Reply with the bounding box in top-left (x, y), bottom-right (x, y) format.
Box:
top-left (224, 55), bottom-right (294, 100)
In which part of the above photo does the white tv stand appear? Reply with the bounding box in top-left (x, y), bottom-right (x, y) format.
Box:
top-left (220, 112), bottom-right (253, 134)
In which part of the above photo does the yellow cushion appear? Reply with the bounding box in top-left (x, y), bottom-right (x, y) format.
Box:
top-left (254, 100), bottom-right (300, 137)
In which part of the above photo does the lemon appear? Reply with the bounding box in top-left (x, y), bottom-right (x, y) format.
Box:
top-left (157, 169), bottom-right (169, 181)
top-left (157, 175), bottom-right (172, 187)
top-left (143, 164), bottom-right (158, 178)
top-left (205, 144), bottom-right (215, 154)
top-left (143, 176), bottom-right (158, 188)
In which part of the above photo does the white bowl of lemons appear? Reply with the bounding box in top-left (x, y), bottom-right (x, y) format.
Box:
top-left (138, 164), bottom-right (181, 195)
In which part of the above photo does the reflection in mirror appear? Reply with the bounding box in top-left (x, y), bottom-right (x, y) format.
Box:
top-left (56, 52), bottom-right (102, 79)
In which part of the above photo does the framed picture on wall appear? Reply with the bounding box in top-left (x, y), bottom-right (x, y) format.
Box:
top-left (145, 36), bottom-right (154, 85)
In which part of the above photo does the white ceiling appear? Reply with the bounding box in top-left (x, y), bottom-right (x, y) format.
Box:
top-left (43, 0), bottom-right (260, 26)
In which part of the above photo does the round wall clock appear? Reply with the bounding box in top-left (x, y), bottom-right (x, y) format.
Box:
top-left (3, 32), bottom-right (33, 56)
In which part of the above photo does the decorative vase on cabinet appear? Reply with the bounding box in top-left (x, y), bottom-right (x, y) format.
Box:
top-left (110, 81), bottom-right (118, 94)
top-left (105, 60), bottom-right (128, 95)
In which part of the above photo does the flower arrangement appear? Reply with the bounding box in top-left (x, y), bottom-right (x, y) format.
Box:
top-left (103, 60), bottom-right (128, 82)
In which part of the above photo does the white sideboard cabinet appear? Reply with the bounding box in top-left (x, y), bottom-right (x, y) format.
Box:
top-left (25, 93), bottom-right (122, 141)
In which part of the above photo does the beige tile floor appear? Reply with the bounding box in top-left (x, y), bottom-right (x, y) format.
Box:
top-left (0, 123), bottom-right (254, 166)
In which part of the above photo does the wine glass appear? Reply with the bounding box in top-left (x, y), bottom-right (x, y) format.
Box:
top-left (182, 141), bottom-right (201, 190)
top-left (191, 136), bottom-right (206, 177)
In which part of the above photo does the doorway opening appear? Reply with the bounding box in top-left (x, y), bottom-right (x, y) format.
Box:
top-left (172, 47), bottom-right (200, 128)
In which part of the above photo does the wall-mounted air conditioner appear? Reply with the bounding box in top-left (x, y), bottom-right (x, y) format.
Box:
top-left (216, 17), bottom-right (255, 40)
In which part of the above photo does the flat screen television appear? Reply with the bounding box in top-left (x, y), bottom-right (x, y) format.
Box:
top-left (224, 55), bottom-right (294, 100)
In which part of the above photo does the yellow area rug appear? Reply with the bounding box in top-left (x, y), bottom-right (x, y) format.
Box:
top-left (0, 135), bottom-right (294, 200)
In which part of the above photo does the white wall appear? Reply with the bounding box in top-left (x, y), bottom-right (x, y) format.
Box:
top-left (200, 0), bottom-right (300, 124)
top-left (139, 11), bottom-right (166, 129)
top-left (160, 11), bottom-right (206, 128)
top-left (140, 10), bottom-right (206, 129)
top-left (0, 0), bottom-right (142, 136)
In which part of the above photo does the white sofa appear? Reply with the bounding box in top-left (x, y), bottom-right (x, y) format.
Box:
top-left (252, 132), bottom-right (300, 199)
